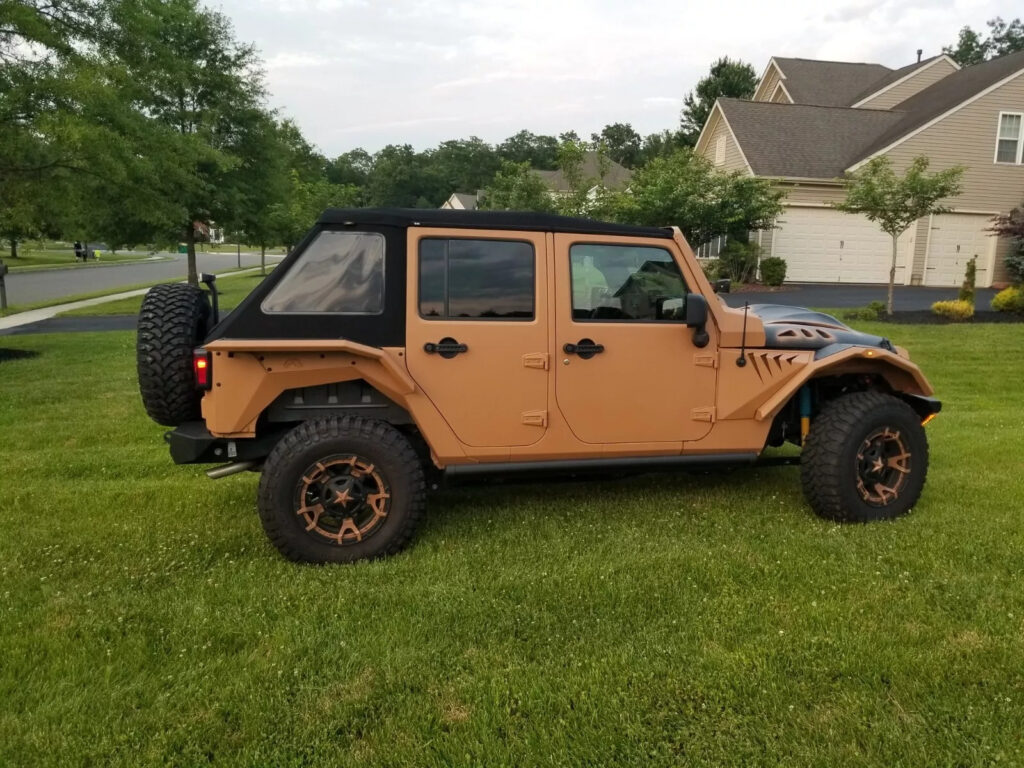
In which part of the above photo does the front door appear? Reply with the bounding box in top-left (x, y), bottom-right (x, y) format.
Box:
top-left (406, 230), bottom-right (549, 448)
top-left (553, 234), bottom-right (716, 445)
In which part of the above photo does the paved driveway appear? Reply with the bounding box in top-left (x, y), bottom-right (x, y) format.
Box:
top-left (3, 251), bottom-right (283, 305)
top-left (720, 284), bottom-right (998, 311)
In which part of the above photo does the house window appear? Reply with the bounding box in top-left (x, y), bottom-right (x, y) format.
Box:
top-left (569, 244), bottom-right (689, 322)
top-left (715, 136), bottom-right (726, 166)
top-left (262, 231), bottom-right (384, 314)
top-left (996, 112), bottom-right (1022, 164)
top-left (419, 238), bottom-right (535, 319)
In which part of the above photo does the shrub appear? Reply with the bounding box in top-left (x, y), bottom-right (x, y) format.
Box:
top-left (931, 299), bottom-right (974, 321)
top-left (991, 285), bottom-right (1024, 314)
top-left (1004, 243), bottom-right (1024, 285)
top-left (700, 258), bottom-right (721, 280)
top-left (958, 256), bottom-right (977, 305)
top-left (719, 241), bottom-right (759, 283)
top-left (842, 301), bottom-right (887, 322)
top-left (759, 257), bottom-right (786, 286)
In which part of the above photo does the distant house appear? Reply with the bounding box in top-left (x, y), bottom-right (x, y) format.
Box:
top-left (441, 153), bottom-right (632, 211)
top-left (441, 192), bottom-right (480, 210)
top-left (694, 50), bottom-right (1024, 286)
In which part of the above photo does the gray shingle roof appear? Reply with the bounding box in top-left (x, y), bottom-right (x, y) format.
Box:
top-left (773, 57), bottom-right (892, 106)
top-left (718, 98), bottom-right (903, 177)
top-left (534, 152), bottom-right (632, 191)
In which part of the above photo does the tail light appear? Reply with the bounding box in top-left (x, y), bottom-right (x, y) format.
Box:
top-left (193, 348), bottom-right (212, 390)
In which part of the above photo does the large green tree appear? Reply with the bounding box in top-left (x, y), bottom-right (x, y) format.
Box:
top-left (98, 0), bottom-right (269, 284)
top-left (944, 17), bottom-right (1024, 66)
top-left (836, 156), bottom-right (964, 315)
top-left (612, 148), bottom-right (784, 247)
top-left (680, 58), bottom-right (757, 145)
top-left (497, 130), bottom-right (559, 170)
top-left (429, 137), bottom-right (500, 196)
top-left (591, 123), bottom-right (642, 169)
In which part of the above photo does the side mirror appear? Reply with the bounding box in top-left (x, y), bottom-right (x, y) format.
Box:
top-left (685, 293), bottom-right (710, 348)
top-left (713, 278), bottom-right (731, 294)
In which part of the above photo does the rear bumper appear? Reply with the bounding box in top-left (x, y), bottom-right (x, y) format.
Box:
top-left (164, 421), bottom-right (281, 465)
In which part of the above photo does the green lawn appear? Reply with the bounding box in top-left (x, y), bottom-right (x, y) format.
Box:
top-left (1, 324), bottom-right (1022, 766)
top-left (59, 271), bottom-right (273, 317)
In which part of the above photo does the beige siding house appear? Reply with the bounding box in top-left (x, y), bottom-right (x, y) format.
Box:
top-left (695, 51), bottom-right (1024, 286)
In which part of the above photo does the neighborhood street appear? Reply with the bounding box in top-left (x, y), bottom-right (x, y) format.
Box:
top-left (721, 284), bottom-right (999, 311)
top-left (3, 250), bottom-right (284, 305)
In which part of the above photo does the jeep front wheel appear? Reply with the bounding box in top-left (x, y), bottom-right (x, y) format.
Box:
top-left (800, 391), bottom-right (929, 523)
top-left (257, 416), bottom-right (426, 563)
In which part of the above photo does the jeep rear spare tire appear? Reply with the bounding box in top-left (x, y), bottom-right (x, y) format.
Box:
top-left (136, 283), bottom-right (211, 427)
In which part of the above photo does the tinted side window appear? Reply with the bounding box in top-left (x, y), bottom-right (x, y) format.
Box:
top-left (419, 239), bottom-right (535, 320)
top-left (569, 244), bottom-right (688, 321)
top-left (262, 231), bottom-right (384, 314)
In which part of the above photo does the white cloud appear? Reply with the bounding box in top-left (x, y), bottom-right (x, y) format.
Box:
top-left (217, 0), bottom-right (1016, 154)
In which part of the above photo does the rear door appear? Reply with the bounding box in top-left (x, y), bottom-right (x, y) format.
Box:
top-left (405, 230), bottom-right (549, 448)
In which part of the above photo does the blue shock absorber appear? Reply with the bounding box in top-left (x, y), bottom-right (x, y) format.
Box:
top-left (799, 385), bottom-right (812, 445)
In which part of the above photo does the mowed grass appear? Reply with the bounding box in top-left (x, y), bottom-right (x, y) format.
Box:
top-left (59, 271), bottom-right (273, 317)
top-left (1, 325), bottom-right (1023, 766)
top-left (7, 248), bottom-right (158, 270)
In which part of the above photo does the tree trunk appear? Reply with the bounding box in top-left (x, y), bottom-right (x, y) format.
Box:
top-left (185, 223), bottom-right (198, 286)
top-left (260, 243), bottom-right (266, 275)
top-left (10, 239), bottom-right (18, 259)
top-left (886, 234), bottom-right (898, 316)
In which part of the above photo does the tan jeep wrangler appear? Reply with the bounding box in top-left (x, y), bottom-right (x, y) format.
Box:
top-left (137, 209), bottom-right (940, 563)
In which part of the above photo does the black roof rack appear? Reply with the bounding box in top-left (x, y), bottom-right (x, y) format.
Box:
top-left (317, 208), bottom-right (674, 239)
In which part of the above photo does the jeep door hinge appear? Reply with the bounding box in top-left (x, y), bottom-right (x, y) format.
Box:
top-left (522, 352), bottom-right (549, 370)
top-left (521, 410), bottom-right (548, 427)
top-left (691, 407), bottom-right (716, 423)
top-left (694, 354), bottom-right (717, 368)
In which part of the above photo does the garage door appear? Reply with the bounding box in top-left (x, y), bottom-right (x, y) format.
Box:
top-left (772, 207), bottom-right (910, 283)
top-left (924, 214), bottom-right (992, 287)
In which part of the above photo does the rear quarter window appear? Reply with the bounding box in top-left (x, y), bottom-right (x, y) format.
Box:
top-left (262, 231), bottom-right (385, 314)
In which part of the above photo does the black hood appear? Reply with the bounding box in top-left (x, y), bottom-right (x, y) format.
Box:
top-left (749, 304), bottom-right (894, 353)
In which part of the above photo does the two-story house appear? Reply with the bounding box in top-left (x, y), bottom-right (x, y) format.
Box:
top-left (694, 51), bottom-right (1024, 286)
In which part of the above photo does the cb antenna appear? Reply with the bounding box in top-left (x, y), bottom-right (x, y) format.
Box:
top-left (737, 301), bottom-right (749, 367)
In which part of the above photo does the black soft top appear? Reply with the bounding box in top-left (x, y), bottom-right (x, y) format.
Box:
top-left (318, 208), bottom-right (673, 239)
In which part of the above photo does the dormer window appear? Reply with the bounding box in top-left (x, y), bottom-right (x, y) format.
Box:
top-left (996, 112), bottom-right (1022, 164)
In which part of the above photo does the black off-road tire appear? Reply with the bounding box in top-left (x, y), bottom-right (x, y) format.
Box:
top-left (136, 283), bottom-right (210, 427)
top-left (257, 416), bottom-right (426, 564)
top-left (801, 391), bottom-right (929, 523)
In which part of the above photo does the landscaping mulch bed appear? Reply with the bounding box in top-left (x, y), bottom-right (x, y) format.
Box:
top-left (875, 310), bottom-right (1024, 324)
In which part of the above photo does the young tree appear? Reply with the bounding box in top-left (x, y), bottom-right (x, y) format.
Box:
top-left (988, 204), bottom-right (1024, 284)
top-left (680, 58), bottom-right (757, 145)
top-left (612, 148), bottom-right (784, 245)
top-left (269, 171), bottom-right (359, 255)
top-left (478, 161), bottom-right (555, 213)
top-left (836, 156), bottom-right (964, 315)
top-left (944, 16), bottom-right (1024, 66)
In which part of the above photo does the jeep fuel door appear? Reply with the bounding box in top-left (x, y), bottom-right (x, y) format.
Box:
top-left (553, 234), bottom-right (717, 445)
top-left (406, 230), bottom-right (549, 448)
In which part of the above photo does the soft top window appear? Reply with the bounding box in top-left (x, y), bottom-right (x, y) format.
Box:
top-left (262, 231), bottom-right (384, 314)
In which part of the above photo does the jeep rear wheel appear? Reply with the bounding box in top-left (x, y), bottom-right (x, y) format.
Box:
top-left (800, 391), bottom-right (929, 523)
top-left (257, 417), bottom-right (426, 563)
top-left (136, 283), bottom-right (211, 427)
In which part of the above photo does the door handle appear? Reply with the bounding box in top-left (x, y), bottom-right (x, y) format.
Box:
top-left (424, 337), bottom-right (468, 359)
top-left (563, 338), bottom-right (604, 360)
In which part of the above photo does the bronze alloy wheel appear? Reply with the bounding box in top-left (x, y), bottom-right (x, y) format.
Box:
top-left (295, 455), bottom-right (391, 545)
top-left (854, 427), bottom-right (911, 507)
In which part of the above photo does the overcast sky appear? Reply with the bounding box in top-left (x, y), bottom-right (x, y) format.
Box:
top-left (213, 0), bottom-right (1015, 156)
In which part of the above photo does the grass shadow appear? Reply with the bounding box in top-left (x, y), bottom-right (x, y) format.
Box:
top-left (0, 348), bottom-right (41, 363)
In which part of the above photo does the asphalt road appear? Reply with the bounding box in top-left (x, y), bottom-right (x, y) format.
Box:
top-left (720, 283), bottom-right (999, 312)
top-left (3, 250), bottom-right (283, 306)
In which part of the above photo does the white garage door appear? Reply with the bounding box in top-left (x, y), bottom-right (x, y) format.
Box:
top-left (924, 214), bottom-right (993, 287)
top-left (772, 207), bottom-right (910, 283)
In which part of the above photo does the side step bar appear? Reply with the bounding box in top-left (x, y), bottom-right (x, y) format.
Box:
top-left (444, 452), bottom-right (760, 479)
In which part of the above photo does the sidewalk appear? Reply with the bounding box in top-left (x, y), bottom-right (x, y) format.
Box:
top-left (0, 267), bottom-right (263, 333)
